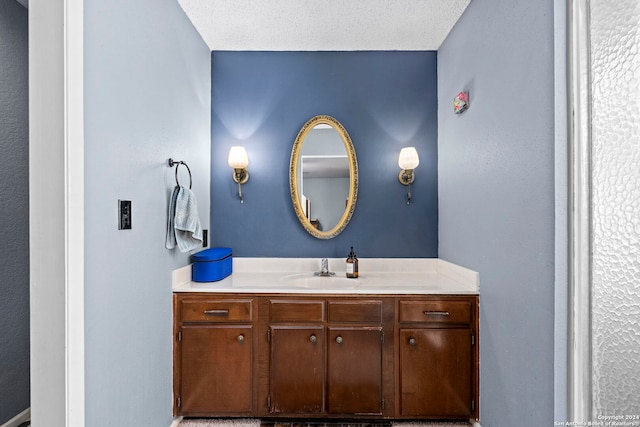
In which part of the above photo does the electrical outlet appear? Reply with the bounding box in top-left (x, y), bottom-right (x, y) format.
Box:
top-left (118, 200), bottom-right (131, 230)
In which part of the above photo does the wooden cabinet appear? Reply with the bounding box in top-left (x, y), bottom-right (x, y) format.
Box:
top-left (267, 298), bottom-right (385, 416)
top-left (327, 326), bottom-right (383, 415)
top-left (326, 299), bottom-right (385, 416)
top-left (173, 293), bottom-right (478, 421)
top-left (269, 325), bottom-right (325, 414)
top-left (173, 297), bottom-right (256, 416)
top-left (398, 298), bottom-right (479, 419)
top-left (267, 299), bottom-right (326, 414)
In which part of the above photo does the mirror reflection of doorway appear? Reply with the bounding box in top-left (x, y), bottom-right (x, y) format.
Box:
top-left (301, 155), bottom-right (349, 231)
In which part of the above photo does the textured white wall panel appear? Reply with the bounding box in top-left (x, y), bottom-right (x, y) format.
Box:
top-left (591, 0), bottom-right (640, 417)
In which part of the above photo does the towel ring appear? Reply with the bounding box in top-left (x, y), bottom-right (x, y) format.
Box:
top-left (168, 158), bottom-right (192, 189)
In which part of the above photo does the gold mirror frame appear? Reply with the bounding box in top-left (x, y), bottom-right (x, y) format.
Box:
top-left (289, 115), bottom-right (358, 239)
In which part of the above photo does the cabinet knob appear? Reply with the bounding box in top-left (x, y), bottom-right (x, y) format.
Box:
top-left (409, 337), bottom-right (416, 346)
top-left (335, 336), bottom-right (343, 344)
top-left (309, 334), bottom-right (317, 343)
top-left (237, 334), bottom-right (245, 342)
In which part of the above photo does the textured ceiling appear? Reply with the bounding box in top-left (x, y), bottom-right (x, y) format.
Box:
top-left (178, 0), bottom-right (471, 51)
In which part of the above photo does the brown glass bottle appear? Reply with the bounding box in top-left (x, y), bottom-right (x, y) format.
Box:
top-left (346, 246), bottom-right (358, 278)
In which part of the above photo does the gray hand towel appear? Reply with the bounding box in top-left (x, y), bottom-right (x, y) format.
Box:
top-left (173, 186), bottom-right (203, 253)
top-left (165, 185), bottom-right (180, 250)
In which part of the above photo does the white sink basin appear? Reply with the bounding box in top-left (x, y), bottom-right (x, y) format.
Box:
top-left (279, 273), bottom-right (359, 289)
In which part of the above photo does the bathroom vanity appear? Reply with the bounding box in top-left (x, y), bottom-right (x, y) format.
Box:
top-left (172, 258), bottom-right (479, 422)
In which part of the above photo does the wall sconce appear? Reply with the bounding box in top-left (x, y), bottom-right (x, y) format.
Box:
top-left (228, 146), bottom-right (249, 203)
top-left (398, 147), bottom-right (419, 205)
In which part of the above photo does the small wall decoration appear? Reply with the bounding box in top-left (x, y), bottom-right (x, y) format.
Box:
top-left (453, 91), bottom-right (469, 114)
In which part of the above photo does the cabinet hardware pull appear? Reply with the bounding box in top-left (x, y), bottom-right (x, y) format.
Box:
top-left (309, 334), bottom-right (317, 343)
top-left (335, 336), bottom-right (343, 344)
top-left (237, 334), bottom-right (245, 342)
top-left (204, 309), bottom-right (229, 316)
top-left (409, 337), bottom-right (417, 346)
top-left (423, 310), bottom-right (450, 316)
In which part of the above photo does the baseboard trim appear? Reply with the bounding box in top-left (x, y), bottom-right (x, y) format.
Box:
top-left (1, 408), bottom-right (30, 427)
top-left (169, 416), bottom-right (184, 427)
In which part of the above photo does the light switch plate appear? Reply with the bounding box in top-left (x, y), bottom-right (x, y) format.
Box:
top-left (118, 200), bottom-right (131, 230)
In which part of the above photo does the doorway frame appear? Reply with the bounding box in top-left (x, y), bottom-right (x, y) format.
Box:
top-left (27, 0), bottom-right (590, 425)
top-left (29, 0), bottom-right (85, 425)
top-left (567, 0), bottom-right (592, 422)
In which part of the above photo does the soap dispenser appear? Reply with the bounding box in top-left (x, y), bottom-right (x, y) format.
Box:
top-left (346, 246), bottom-right (359, 278)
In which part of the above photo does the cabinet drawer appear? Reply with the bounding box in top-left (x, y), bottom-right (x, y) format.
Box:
top-left (398, 300), bottom-right (471, 324)
top-left (270, 300), bottom-right (325, 322)
top-left (328, 300), bottom-right (382, 323)
top-left (181, 299), bottom-right (252, 323)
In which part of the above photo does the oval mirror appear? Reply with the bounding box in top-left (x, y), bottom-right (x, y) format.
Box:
top-left (290, 115), bottom-right (358, 239)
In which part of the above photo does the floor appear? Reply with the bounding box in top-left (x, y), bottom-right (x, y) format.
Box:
top-left (262, 422), bottom-right (470, 427)
top-left (178, 420), bottom-right (471, 427)
top-left (264, 423), bottom-right (391, 427)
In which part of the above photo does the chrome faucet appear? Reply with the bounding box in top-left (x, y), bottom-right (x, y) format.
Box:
top-left (314, 258), bottom-right (335, 277)
top-left (321, 258), bottom-right (329, 274)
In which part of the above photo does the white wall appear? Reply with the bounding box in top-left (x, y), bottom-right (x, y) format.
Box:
top-left (83, 0), bottom-right (211, 425)
top-left (438, 0), bottom-right (557, 425)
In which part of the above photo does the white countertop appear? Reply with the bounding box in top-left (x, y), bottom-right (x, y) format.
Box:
top-left (172, 258), bottom-right (479, 295)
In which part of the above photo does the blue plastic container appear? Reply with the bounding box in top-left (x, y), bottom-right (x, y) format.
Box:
top-left (191, 247), bottom-right (232, 282)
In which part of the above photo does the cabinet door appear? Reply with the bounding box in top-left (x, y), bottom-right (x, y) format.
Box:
top-left (179, 325), bottom-right (252, 414)
top-left (327, 327), bottom-right (383, 415)
top-left (269, 326), bottom-right (325, 414)
top-left (399, 328), bottom-right (472, 417)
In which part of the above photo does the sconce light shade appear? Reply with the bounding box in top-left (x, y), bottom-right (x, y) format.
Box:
top-left (398, 147), bottom-right (419, 205)
top-left (228, 146), bottom-right (249, 203)
top-left (398, 147), bottom-right (420, 170)
top-left (228, 146), bottom-right (249, 169)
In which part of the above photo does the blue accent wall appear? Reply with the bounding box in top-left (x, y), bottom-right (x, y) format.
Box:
top-left (211, 51), bottom-right (438, 258)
